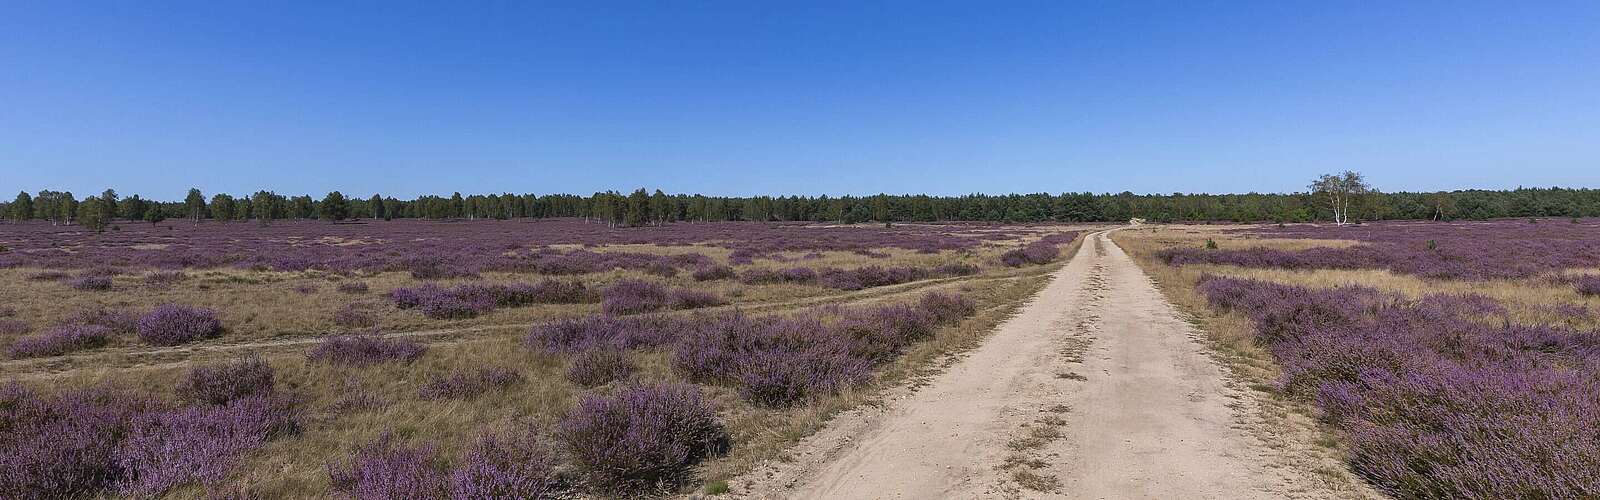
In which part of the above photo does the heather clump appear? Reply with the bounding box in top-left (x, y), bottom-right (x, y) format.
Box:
top-left (557, 384), bottom-right (729, 491)
top-left (328, 433), bottom-right (450, 499)
top-left (0, 385), bottom-right (155, 498)
top-left (175, 357), bottom-right (275, 405)
top-left (7, 324), bottom-right (114, 358)
top-left (448, 432), bottom-right (563, 499)
top-left (691, 265), bottom-right (736, 281)
top-left (1000, 241), bottom-right (1060, 267)
top-left (333, 304), bottom-right (378, 328)
top-left (306, 334), bottom-right (427, 367)
top-left (525, 314), bottom-right (682, 353)
top-left (0, 318), bottom-right (28, 337)
top-left (69, 275), bottom-right (113, 291)
top-left (417, 367), bottom-right (524, 400)
top-left (1198, 276), bottom-right (1600, 497)
top-left (601, 280), bottom-right (724, 315)
top-left (113, 395), bottom-right (298, 497)
top-left (137, 304), bottom-right (224, 346)
top-left (565, 348), bottom-right (636, 387)
top-left (1575, 275), bottom-right (1600, 297)
top-left (337, 281), bottom-right (370, 294)
top-left (390, 280), bottom-right (597, 319)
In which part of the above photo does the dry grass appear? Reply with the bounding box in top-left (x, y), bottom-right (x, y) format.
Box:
top-left (0, 226), bottom-right (1090, 497)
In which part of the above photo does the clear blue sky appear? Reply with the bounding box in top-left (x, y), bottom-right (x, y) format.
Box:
top-left (3, 1), bottom-right (1598, 200)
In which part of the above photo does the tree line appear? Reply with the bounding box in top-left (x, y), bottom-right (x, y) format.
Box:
top-left (6, 184), bottom-right (1600, 229)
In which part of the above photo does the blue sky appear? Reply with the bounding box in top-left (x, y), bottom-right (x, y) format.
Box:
top-left (3, 1), bottom-right (1598, 200)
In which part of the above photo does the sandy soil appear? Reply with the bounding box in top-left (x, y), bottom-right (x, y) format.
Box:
top-left (726, 231), bottom-right (1367, 499)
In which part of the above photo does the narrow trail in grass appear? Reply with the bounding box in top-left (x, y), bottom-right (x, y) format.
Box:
top-left (728, 231), bottom-right (1349, 499)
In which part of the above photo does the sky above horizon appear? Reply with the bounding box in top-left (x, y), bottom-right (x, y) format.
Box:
top-left (3, 1), bottom-right (1599, 200)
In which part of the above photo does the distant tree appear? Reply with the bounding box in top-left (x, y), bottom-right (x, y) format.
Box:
top-left (77, 198), bottom-right (106, 232)
top-left (57, 192), bottom-right (78, 225)
top-left (98, 189), bottom-right (119, 222)
top-left (649, 189), bottom-right (671, 225)
top-left (10, 191), bottom-right (32, 222)
top-left (289, 195), bottom-right (314, 219)
top-left (1428, 192), bottom-right (1457, 221)
top-left (625, 188), bottom-right (650, 227)
top-left (252, 191), bottom-right (280, 225)
top-left (1310, 171), bottom-right (1370, 225)
top-left (449, 192), bottom-right (465, 218)
top-left (320, 191), bottom-right (350, 221)
top-left (209, 194), bottom-right (236, 222)
top-left (145, 205), bottom-right (166, 224)
top-left (184, 188), bottom-right (206, 223)
top-left (121, 195), bottom-right (148, 221)
top-left (369, 194), bottom-right (385, 220)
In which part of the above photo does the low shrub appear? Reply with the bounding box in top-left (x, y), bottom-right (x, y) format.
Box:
top-left (691, 265), bottom-right (736, 281)
top-left (69, 276), bottom-right (113, 291)
top-left (390, 280), bottom-right (596, 319)
top-left (449, 433), bottom-right (562, 499)
top-left (565, 349), bottom-right (635, 387)
top-left (337, 282), bottom-right (370, 294)
top-left (306, 335), bottom-right (427, 367)
top-left (601, 280), bottom-right (724, 315)
top-left (137, 305), bottom-right (223, 346)
top-left (1000, 241), bottom-right (1060, 267)
top-left (7, 324), bottom-right (113, 358)
top-left (557, 384), bottom-right (729, 491)
top-left (1575, 275), bottom-right (1600, 297)
top-left (333, 304), bottom-right (378, 329)
top-left (113, 395), bottom-right (298, 497)
top-left (175, 357), bottom-right (275, 405)
top-left (328, 433), bottom-right (449, 499)
top-left (0, 318), bottom-right (29, 337)
top-left (0, 385), bottom-right (156, 498)
top-left (417, 367), bottom-right (523, 400)
top-left (143, 271), bottom-right (187, 286)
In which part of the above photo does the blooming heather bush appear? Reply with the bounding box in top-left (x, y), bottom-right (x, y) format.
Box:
top-left (557, 384), bottom-right (729, 491)
top-left (333, 304), bottom-right (378, 329)
top-left (735, 346), bottom-right (871, 407)
top-left (0, 318), bottom-right (29, 337)
top-left (401, 256), bottom-right (477, 280)
top-left (600, 280), bottom-right (724, 315)
top-left (113, 395), bottom-right (298, 497)
top-left (328, 433), bottom-right (449, 499)
top-left (1000, 241), bottom-right (1060, 267)
top-left (390, 280), bottom-right (596, 319)
top-left (668, 288), bottom-right (727, 310)
top-left (1575, 275), bottom-right (1600, 297)
top-left (525, 314), bottom-right (682, 353)
top-left (1199, 277), bottom-right (1600, 497)
top-left (566, 349), bottom-right (636, 387)
top-left (175, 357), bottom-right (275, 405)
top-left (919, 292), bottom-right (977, 324)
top-left (601, 279), bottom-right (671, 315)
top-left (691, 265), bottom-right (736, 281)
top-left (64, 307), bottom-right (139, 334)
top-left (448, 433), bottom-right (562, 499)
top-left (0, 384), bottom-right (155, 498)
top-left (7, 324), bottom-right (114, 358)
top-left (739, 266), bottom-right (818, 285)
top-left (307, 335), bottom-right (427, 367)
top-left (69, 275), bottom-right (113, 291)
top-left (137, 305), bottom-right (223, 346)
top-left (417, 367), bottom-right (524, 400)
top-left (337, 281), bottom-right (370, 294)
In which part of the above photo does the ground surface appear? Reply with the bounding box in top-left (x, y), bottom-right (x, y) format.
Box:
top-left (728, 230), bottom-right (1366, 499)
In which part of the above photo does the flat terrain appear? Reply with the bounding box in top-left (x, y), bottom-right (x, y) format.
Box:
top-left (731, 231), bottom-right (1364, 499)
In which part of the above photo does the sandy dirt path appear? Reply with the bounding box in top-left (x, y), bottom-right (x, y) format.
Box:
top-left (728, 230), bottom-right (1353, 499)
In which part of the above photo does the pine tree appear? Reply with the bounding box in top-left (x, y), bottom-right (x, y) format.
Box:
top-left (210, 194), bottom-right (236, 222)
top-left (77, 198), bottom-right (106, 232)
top-left (145, 205), bottom-right (166, 224)
top-left (10, 192), bottom-right (31, 222)
top-left (369, 194), bottom-right (385, 220)
top-left (320, 191), bottom-right (350, 221)
top-left (98, 189), bottom-right (119, 222)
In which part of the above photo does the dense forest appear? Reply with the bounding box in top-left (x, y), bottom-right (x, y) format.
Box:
top-left (5, 186), bottom-right (1600, 229)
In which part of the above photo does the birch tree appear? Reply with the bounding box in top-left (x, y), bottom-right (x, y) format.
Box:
top-left (1310, 171), bottom-right (1370, 225)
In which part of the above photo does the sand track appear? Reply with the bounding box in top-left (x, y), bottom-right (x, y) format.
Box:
top-left (728, 230), bottom-right (1356, 499)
